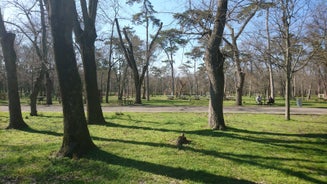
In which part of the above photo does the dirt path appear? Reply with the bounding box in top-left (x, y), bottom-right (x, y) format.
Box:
top-left (1, 105), bottom-right (326, 115)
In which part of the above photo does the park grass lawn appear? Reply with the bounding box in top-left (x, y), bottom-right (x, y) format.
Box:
top-left (0, 112), bottom-right (326, 183)
top-left (100, 95), bottom-right (327, 108)
top-left (1, 95), bottom-right (327, 108)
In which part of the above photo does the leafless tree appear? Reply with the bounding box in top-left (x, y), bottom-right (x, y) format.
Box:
top-left (72, 0), bottom-right (106, 124)
top-left (46, 0), bottom-right (96, 158)
top-left (0, 8), bottom-right (28, 129)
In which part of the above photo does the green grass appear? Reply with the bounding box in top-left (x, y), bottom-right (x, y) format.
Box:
top-left (103, 95), bottom-right (327, 108)
top-left (1, 112), bottom-right (326, 183)
top-left (1, 95), bottom-right (327, 108)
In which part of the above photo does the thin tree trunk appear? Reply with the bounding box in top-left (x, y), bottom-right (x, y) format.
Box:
top-left (30, 66), bottom-right (45, 116)
top-left (145, 8), bottom-right (150, 101)
top-left (46, 71), bottom-right (53, 104)
top-left (30, 0), bottom-right (51, 114)
top-left (235, 71), bottom-right (245, 106)
top-left (283, 1), bottom-right (292, 120)
top-left (105, 22), bottom-right (115, 103)
top-left (0, 9), bottom-right (28, 129)
top-left (118, 64), bottom-right (128, 100)
top-left (40, 0), bottom-right (52, 106)
top-left (306, 83), bottom-right (311, 100)
top-left (106, 67), bottom-right (111, 103)
top-left (47, 0), bottom-right (96, 158)
top-left (266, 7), bottom-right (275, 99)
top-left (142, 79), bottom-right (146, 99)
top-left (170, 61), bottom-right (175, 96)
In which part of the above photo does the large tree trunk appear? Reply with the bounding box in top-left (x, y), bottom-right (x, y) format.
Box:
top-left (73, 0), bottom-right (105, 125)
top-left (47, 0), bottom-right (96, 158)
top-left (134, 72), bottom-right (142, 104)
top-left (0, 9), bottom-right (28, 130)
top-left (80, 42), bottom-right (106, 124)
top-left (233, 40), bottom-right (245, 106)
top-left (207, 58), bottom-right (226, 130)
top-left (205, 0), bottom-right (228, 130)
top-left (235, 71), bottom-right (245, 106)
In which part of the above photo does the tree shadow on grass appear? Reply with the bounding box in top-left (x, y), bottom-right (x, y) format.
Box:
top-left (226, 127), bottom-right (327, 140)
top-left (188, 128), bottom-right (326, 153)
top-left (95, 138), bottom-right (326, 184)
top-left (103, 122), bottom-right (326, 152)
top-left (109, 115), bottom-right (167, 125)
top-left (33, 114), bottom-right (63, 119)
top-left (104, 121), bottom-right (182, 134)
top-left (87, 148), bottom-right (255, 184)
top-left (22, 127), bottom-right (63, 137)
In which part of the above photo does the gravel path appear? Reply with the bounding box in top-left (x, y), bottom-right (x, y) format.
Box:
top-left (1, 105), bottom-right (326, 115)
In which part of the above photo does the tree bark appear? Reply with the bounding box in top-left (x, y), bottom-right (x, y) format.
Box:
top-left (205, 0), bottom-right (228, 130)
top-left (105, 66), bottom-right (112, 103)
top-left (47, 0), bottom-right (96, 158)
top-left (0, 9), bottom-right (28, 130)
top-left (170, 61), bottom-right (175, 97)
top-left (235, 70), bottom-right (245, 106)
top-left (79, 39), bottom-right (106, 124)
top-left (283, 0), bottom-right (292, 120)
top-left (266, 7), bottom-right (275, 99)
top-left (105, 22), bottom-right (115, 103)
top-left (29, 0), bottom-right (52, 115)
top-left (30, 65), bottom-right (45, 116)
top-left (40, 0), bottom-right (52, 106)
top-left (46, 71), bottom-right (53, 105)
top-left (72, 0), bottom-right (105, 124)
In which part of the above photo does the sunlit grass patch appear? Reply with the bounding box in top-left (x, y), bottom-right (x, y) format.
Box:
top-left (0, 111), bottom-right (326, 183)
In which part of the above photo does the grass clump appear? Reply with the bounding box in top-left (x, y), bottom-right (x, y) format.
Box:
top-left (0, 112), bottom-right (326, 183)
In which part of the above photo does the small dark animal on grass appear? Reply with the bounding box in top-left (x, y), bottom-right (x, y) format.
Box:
top-left (176, 133), bottom-right (191, 149)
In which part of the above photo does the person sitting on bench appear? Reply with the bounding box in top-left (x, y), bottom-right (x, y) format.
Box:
top-left (256, 95), bottom-right (262, 105)
top-left (267, 96), bottom-right (274, 105)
